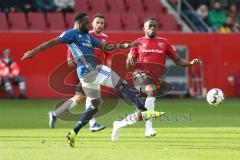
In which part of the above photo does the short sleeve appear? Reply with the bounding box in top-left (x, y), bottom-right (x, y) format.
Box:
top-left (57, 30), bottom-right (75, 43)
top-left (90, 35), bottom-right (100, 48)
top-left (166, 40), bottom-right (177, 60)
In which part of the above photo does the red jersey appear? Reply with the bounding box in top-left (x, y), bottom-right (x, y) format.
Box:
top-left (0, 58), bottom-right (20, 77)
top-left (130, 36), bottom-right (177, 85)
top-left (89, 30), bottom-right (110, 64)
top-left (67, 30), bottom-right (110, 64)
top-left (0, 60), bottom-right (4, 76)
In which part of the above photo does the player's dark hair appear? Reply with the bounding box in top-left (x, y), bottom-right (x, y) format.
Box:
top-left (73, 13), bottom-right (88, 22)
top-left (93, 13), bottom-right (105, 20)
top-left (144, 17), bottom-right (158, 24)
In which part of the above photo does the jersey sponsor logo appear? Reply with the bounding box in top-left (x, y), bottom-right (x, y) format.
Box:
top-left (142, 49), bottom-right (163, 54)
top-left (158, 43), bottom-right (165, 47)
top-left (82, 40), bottom-right (92, 48)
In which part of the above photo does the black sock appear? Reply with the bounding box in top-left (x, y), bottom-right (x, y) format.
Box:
top-left (117, 81), bottom-right (145, 111)
top-left (73, 106), bottom-right (98, 134)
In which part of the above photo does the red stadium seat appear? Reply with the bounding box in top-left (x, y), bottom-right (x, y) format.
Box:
top-left (0, 13), bottom-right (9, 30)
top-left (88, 0), bottom-right (108, 13)
top-left (106, 0), bottom-right (126, 13)
top-left (47, 13), bottom-right (66, 31)
top-left (88, 13), bottom-right (96, 21)
top-left (142, 0), bottom-right (166, 14)
top-left (125, 0), bottom-right (144, 13)
top-left (104, 14), bottom-right (122, 31)
top-left (65, 13), bottom-right (75, 28)
top-left (8, 13), bottom-right (28, 30)
top-left (75, 0), bottom-right (90, 12)
top-left (157, 14), bottom-right (179, 31)
top-left (27, 12), bottom-right (47, 30)
top-left (121, 14), bottom-right (141, 31)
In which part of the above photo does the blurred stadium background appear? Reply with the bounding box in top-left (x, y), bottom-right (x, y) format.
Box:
top-left (0, 0), bottom-right (240, 98)
top-left (0, 0), bottom-right (240, 160)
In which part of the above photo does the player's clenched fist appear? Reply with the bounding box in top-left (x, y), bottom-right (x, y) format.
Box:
top-left (190, 58), bottom-right (201, 65)
top-left (126, 53), bottom-right (137, 71)
top-left (128, 54), bottom-right (137, 66)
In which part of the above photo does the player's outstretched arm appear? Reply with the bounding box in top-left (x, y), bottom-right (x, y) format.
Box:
top-left (21, 38), bottom-right (63, 61)
top-left (172, 54), bottom-right (200, 67)
top-left (97, 42), bottom-right (142, 51)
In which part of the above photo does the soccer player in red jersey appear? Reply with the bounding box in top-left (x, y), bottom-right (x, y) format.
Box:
top-left (111, 18), bottom-right (200, 141)
top-left (49, 14), bottom-right (110, 131)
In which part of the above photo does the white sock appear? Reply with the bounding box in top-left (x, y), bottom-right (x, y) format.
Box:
top-left (85, 97), bottom-right (96, 127)
top-left (117, 112), bottom-right (138, 128)
top-left (145, 96), bottom-right (156, 110)
top-left (145, 96), bottom-right (156, 131)
top-left (89, 119), bottom-right (96, 127)
top-left (145, 119), bottom-right (153, 131)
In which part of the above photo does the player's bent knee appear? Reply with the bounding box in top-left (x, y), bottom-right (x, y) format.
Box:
top-left (73, 94), bottom-right (85, 104)
top-left (116, 80), bottom-right (127, 91)
top-left (145, 84), bottom-right (157, 97)
top-left (74, 96), bottom-right (84, 104)
top-left (91, 98), bottom-right (101, 108)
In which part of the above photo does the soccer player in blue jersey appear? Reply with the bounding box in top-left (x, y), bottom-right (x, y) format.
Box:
top-left (48, 14), bottom-right (110, 131)
top-left (21, 13), bottom-right (164, 147)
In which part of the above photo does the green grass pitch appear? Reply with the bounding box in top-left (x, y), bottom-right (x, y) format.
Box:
top-left (0, 98), bottom-right (240, 160)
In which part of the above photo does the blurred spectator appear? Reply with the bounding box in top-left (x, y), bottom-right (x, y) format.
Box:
top-left (233, 21), bottom-right (240, 32)
top-left (35, 0), bottom-right (56, 12)
top-left (196, 4), bottom-right (209, 24)
top-left (219, 16), bottom-right (233, 33)
top-left (0, 1), bottom-right (5, 12)
top-left (227, 4), bottom-right (240, 22)
top-left (186, 0), bottom-right (210, 9)
top-left (0, 60), bottom-right (4, 89)
top-left (227, 0), bottom-right (240, 9)
top-left (0, 49), bottom-right (27, 99)
top-left (0, 0), bottom-right (22, 12)
top-left (210, 0), bottom-right (228, 8)
top-left (54, 0), bottom-right (75, 12)
top-left (208, 1), bottom-right (227, 30)
top-left (19, 0), bottom-right (35, 13)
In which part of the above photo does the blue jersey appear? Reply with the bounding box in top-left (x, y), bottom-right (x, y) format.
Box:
top-left (57, 29), bottom-right (100, 78)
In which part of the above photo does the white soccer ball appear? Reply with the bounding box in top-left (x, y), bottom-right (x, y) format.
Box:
top-left (206, 88), bottom-right (224, 106)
